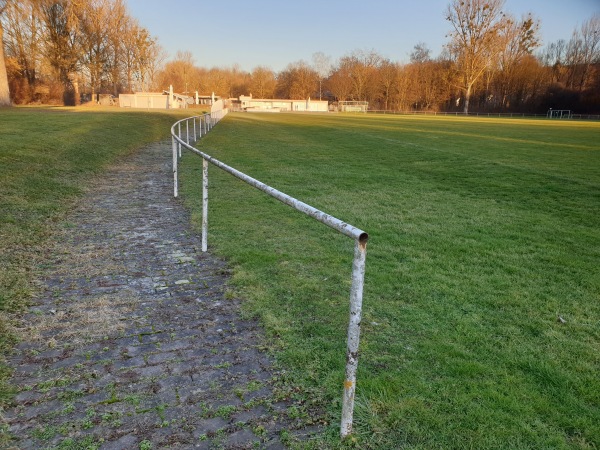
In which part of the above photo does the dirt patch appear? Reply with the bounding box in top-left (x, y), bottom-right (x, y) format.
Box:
top-left (22, 292), bottom-right (137, 348)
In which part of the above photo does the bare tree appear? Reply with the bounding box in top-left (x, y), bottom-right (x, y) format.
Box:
top-left (290, 62), bottom-right (318, 99)
top-left (132, 27), bottom-right (158, 92)
top-left (578, 14), bottom-right (600, 90)
top-left (394, 64), bottom-right (413, 110)
top-left (445, 0), bottom-right (508, 113)
top-left (103, 0), bottom-right (126, 95)
top-left (378, 59), bottom-right (398, 110)
top-left (501, 53), bottom-right (545, 109)
top-left (204, 67), bottom-right (229, 97)
top-left (409, 43), bottom-right (433, 110)
top-left (495, 13), bottom-right (541, 108)
top-left (410, 42), bottom-right (431, 64)
top-left (192, 64), bottom-right (250, 98)
top-left (539, 39), bottom-right (568, 84)
top-left (141, 36), bottom-right (165, 92)
top-left (0, 0), bottom-right (11, 105)
top-left (276, 61), bottom-right (318, 99)
top-left (41, 0), bottom-right (84, 105)
top-left (564, 14), bottom-right (600, 91)
top-left (155, 51), bottom-right (197, 94)
top-left (80, 0), bottom-right (115, 100)
top-left (1, 0), bottom-right (166, 104)
top-left (250, 66), bottom-right (275, 98)
top-left (338, 49), bottom-right (382, 102)
top-left (117, 18), bottom-right (159, 94)
top-left (326, 61), bottom-right (353, 102)
top-left (121, 17), bottom-right (139, 93)
top-left (409, 58), bottom-right (450, 111)
top-left (2, 0), bottom-right (44, 103)
top-left (226, 64), bottom-right (250, 98)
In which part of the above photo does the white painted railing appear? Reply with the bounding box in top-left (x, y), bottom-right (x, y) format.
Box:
top-left (170, 112), bottom-right (368, 438)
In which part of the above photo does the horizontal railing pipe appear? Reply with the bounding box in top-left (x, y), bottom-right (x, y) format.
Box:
top-left (182, 144), bottom-right (367, 241)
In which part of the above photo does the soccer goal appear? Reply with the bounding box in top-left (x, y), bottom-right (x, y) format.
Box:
top-left (547, 109), bottom-right (572, 119)
top-left (339, 101), bottom-right (369, 113)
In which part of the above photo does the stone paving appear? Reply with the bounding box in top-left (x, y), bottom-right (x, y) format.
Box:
top-left (3, 141), bottom-right (316, 449)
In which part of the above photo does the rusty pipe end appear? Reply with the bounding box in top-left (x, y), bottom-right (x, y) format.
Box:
top-left (358, 232), bottom-right (369, 247)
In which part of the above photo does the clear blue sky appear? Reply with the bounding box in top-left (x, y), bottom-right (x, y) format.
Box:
top-left (126, 0), bottom-right (599, 72)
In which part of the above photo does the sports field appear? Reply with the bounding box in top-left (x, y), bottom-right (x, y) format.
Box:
top-left (179, 113), bottom-right (600, 449)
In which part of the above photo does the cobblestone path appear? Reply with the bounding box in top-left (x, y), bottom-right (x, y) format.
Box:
top-left (4, 142), bottom-right (311, 449)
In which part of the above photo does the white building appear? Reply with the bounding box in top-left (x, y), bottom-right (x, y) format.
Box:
top-left (239, 95), bottom-right (328, 112)
top-left (119, 86), bottom-right (194, 109)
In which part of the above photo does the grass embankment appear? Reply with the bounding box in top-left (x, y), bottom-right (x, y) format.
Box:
top-left (0, 107), bottom-right (187, 407)
top-left (179, 113), bottom-right (600, 449)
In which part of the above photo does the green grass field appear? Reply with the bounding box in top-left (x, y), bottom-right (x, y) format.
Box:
top-left (1, 108), bottom-right (598, 448)
top-left (0, 107), bottom-right (188, 408)
top-left (178, 113), bottom-right (600, 449)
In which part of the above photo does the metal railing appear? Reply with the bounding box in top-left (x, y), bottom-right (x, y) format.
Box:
top-left (364, 109), bottom-right (600, 120)
top-left (170, 112), bottom-right (368, 438)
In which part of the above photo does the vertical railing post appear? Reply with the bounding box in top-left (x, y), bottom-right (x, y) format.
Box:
top-left (193, 116), bottom-right (197, 141)
top-left (172, 135), bottom-right (178, 197)
top-left (340, 236), bottom-right (368, 438)
top-left (186, 119), bottom-right (190, 144)
top-left (202, 158), bottom-right (208, 252)
top-left (178, 123), bottom-right (182, 157)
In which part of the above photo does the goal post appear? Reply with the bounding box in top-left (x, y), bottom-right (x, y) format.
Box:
top-left (339, 101), bottom-right (369, 113)
top-left (547, 109), bottom-right (572, 119)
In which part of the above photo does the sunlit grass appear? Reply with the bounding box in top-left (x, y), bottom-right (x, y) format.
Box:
top-left (179, 113), bottom-right (600, 449)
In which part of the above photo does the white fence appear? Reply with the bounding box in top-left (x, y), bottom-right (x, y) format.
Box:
top-left (365, 110), bottom-right (600, 120)
top-left (170, 111), bottom-right (368, 438)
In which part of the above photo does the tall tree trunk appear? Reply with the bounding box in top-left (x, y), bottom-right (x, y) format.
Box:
top-left (90, 73), bottom-right (96, 100)
top-left (0, 20), bottom-right (11, 106)
top-left (72, 74), bottom-right (80, 106)
top-left (463, 84), bottom-right (471, 114)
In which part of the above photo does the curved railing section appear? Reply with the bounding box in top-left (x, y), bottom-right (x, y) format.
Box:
top-left (170, 111), bottom-right (368, 438)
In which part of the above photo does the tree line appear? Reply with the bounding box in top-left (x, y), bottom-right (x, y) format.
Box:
top-left (0, 0), bottom-right (163, 105)
top-left (156, 1), bottom-right (599, 115)
top-left (1, 0), bottom-right (599, 113)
